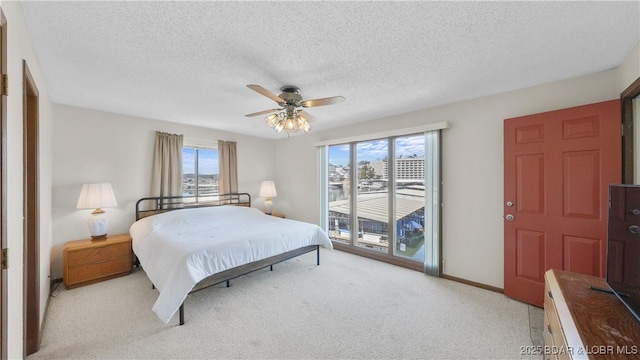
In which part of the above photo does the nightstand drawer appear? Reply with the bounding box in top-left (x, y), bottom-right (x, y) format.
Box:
top-left (63, 233), bottom-right (132, 288)
top-left (66, 256), bottom-right (131, 287)
top-left (67, 241), bottom-right (129, 266)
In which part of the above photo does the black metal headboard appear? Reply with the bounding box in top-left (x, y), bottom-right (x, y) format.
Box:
top-left (135, 193), bottom-right (252, 221)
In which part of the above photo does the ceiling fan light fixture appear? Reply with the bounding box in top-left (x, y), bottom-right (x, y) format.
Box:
top-left (248, 84), bottom-right (344, 135)
top-left (263, 110), bottom-right (313, 134)
top-left (297, 116), bottom-right (311, 133)
top-left (265, 114), bottom-right (279, 128)
top-left (284, 117), bottom-right (296, 131)
top-left (274, 120), bottom-right (285, 133)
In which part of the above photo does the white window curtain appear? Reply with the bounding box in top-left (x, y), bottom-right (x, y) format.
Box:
top-left (150, 131), bottom-right (183, 198)
top-left (423, 130), bottom-right (441, 276)
top-left (218, 140), bottom-right (238, 195)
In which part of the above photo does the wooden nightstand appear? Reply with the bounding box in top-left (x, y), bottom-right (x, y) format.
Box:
top-left (267, 212), bottom-right (285, 218)
top-left (63, 233), bottom-right (132, 289)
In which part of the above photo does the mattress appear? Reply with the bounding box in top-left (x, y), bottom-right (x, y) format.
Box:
top-left (129, 205), bottom-right (333, 323)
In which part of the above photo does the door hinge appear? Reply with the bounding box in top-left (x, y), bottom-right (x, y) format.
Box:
top-left (1, 248), bottom-right (6, 270)
top-left (1, 74), bottom-right (7, 96)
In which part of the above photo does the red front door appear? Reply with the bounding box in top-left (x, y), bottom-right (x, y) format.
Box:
top-left (504, 100), bottom-right (621, 307)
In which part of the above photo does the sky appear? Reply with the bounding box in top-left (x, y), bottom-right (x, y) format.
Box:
top-left (183, 148), bottom-right (219, 175)
top-left (329, 135), bottom-right (426, 166)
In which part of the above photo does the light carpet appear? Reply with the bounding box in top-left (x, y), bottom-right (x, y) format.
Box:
top-left (30, 249), bottom-right (543, 359)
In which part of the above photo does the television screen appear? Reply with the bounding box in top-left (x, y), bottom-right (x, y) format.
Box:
top-left (607, 184), bottom-right (640, 322)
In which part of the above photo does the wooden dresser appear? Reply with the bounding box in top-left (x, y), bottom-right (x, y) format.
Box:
top-left (63, 233), bottom-right (132, 289)
top-left (544, 269), bottom-right (640, 359)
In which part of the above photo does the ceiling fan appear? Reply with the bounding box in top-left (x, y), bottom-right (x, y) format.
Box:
top-left (245, 84), bottom-right (345, 134)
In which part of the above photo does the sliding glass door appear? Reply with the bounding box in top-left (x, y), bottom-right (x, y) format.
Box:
top-left (328, 144), bottom-right (351, 245)
top-left (322, 130), bottom-right (440, 272)
top-left (355, 140), bottom-right (389, 253)
top-left (393, 135), bottom-right (426, 262)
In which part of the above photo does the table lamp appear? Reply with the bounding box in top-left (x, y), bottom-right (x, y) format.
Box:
top-left (259, 181), bottom-right (277, 215)
top-left (76, 183), bottom-right (118, 240)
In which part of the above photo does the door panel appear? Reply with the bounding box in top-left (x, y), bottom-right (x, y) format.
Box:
top-left (562, 116), bottom-right (599, 139)
top-left (516, 154), bottom-right (545, 214)
top-left (563, 235), bottom-right (600, 275)
top-left (516, 229), bottom-right (545, 281)
top-left (563, 150), bottom-right (599, 219)
top-left (504, 100), bottom-right (621, 307)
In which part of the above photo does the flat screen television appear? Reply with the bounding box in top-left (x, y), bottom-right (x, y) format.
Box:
top-left (607, 184), bottom-right (640, 322)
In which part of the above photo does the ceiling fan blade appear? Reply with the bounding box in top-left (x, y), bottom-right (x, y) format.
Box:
top-left (245, 108), bottom-right (282, 117)
top-left (247, 84), bottom-right (285, 104)
top-left (298, 110), bottom-right (317, 123)
top-left (301, 96), bottom-right (345, 108)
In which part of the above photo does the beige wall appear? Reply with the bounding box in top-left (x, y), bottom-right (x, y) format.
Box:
top-left (275, 44), bottom-right (640, 289)
top-left (51, 104), bottom-right (277, 279)
top-left (618, 42), bottom-right (639, 93)
top-left (2, 1), bottom-right (54, 358)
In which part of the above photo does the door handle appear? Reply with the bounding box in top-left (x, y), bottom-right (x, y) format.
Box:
top-left (505, 214), bottom-right (515, 221)
top-left (629, 225), bottom-right (640, 234)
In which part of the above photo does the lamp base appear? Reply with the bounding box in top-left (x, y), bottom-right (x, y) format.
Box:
top-left (91, 234), bottom-right (108, 241)
top-left (263, 198), bottom-right (274, 215)
top-left (87, 212), bottom-right (109, 241)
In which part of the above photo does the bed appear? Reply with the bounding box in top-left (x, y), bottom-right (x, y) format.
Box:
top-left (130, 193), bottom-right (333, 325)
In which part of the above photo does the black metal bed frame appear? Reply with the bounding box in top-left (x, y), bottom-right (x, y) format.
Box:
top-left (134, 193), bottom-right (321, 325)
top-left (135, 193), bottom-right (253, 221)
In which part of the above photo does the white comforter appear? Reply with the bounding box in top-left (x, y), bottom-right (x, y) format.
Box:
top-left (129, 205), bottom-right (333, 323)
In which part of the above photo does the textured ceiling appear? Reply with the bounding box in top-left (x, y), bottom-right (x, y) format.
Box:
top-left (20, 1), bottom-right (640, 139)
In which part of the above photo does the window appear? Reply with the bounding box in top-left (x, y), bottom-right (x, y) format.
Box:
top-left (328, 144), bottom-right (351, 245)
top-left (356, 139), bottom-right (389, 253)
top-left (320, 129), bottom-right (441, 274)
top-left (183, 147), bottom-right (219, 202)
top-left (393, 135), bottom-right (426, 262)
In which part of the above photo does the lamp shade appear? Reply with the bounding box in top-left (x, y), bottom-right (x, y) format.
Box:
top-left (259, 181), bottom-right (277, 198)
top-left (76, 183), bottom-right (118, 210)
